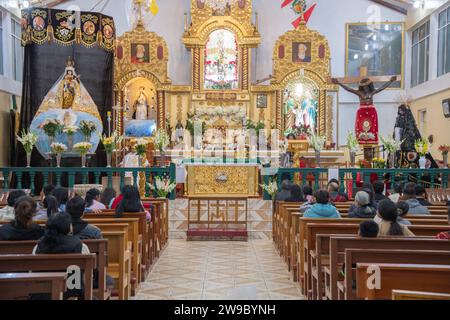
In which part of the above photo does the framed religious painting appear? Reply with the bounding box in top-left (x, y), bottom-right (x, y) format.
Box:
top-left (346, 22), bottom-right (404, 88)
top-left (256, 94), bottom-right (268, 108)
top-left (131, 43), bottom-right (150, 64)
top-left (292, 42), bottom-right (312, 63)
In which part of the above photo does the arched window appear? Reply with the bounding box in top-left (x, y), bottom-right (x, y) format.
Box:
top-left (204, 29), bottom-right (238, 90)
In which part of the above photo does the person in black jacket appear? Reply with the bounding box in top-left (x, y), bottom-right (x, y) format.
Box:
top-left (348, 191), bottom-right (377, 218)
top-left (275, 180), bottom-right (292, 201)
top-left (415, 184), bottom-right (432, 206)
top-left (32, 213), bottom-right (87, 300)
top-left (285, 184), bottom-right (304, 202)
top-left (66, 196), bottom-right (102, 240)
top-left (0, 196), bottom-right (44, 240)
top-left (372, 181), bottom-right (387, 203)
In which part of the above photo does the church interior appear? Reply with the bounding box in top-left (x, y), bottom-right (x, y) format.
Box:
top-left (0, 0), bottom-right (449, 303)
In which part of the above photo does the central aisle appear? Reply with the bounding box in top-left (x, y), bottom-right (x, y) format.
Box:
top-left (133, 240), bottom-right (304, 300)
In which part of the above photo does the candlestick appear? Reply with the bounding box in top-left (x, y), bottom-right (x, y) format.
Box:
top-left (107, 111), bottom-right (112, 136)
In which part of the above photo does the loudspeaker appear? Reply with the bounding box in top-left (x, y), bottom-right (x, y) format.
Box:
top-left (443, 99), bottom-right (450, 118)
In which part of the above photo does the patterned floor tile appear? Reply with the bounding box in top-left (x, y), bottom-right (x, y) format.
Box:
top-left (133, 240), bottom-right (304, 300)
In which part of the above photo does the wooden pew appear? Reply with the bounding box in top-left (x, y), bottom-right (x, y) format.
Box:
top-left (0, 253), bottom-right (95, 300)
top-left (304, 223), bottom-right (358, 299)
top-left (87, 212), bottom-right (150, 281)
top-left (392, 289), bottom-right (450, 300)
top-left (0, 239), bottom-right (109, 300)
top-left (0, 272), bottom-right (67, 300)
top-left (356, 263), bottom-right (450, 300)
top-left (343, 249), bottom-right (450, 300)
top-left (326, 236), bottom-right (450, 300)
top-left (84, 217), bottom-right (141, 293)
top-left (101, 231), bottom-right (131, 300)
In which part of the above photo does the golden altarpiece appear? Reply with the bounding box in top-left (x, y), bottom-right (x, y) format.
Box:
top-left (112, 0), bottom-right (341, 196)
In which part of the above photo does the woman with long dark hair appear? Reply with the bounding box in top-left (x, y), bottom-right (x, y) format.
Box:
top-left (0, 196), bottom-right (44, 240)
top-left (84, 188), bottom-right (106, 212)
top-left (115, 185), bottom-right (146, 218)
top-left (34, 195), bottom-right (59, 220)
top-left (53, 187), bottom-right (69, 212)
top-left (100, 187), bottom-right (117, 209)
top-left (375, 199), bottom-right (414, 236)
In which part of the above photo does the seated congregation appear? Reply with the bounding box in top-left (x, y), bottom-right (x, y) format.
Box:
top-left (0, 184), bottom-right (169, 300)
top-left (273, 179), bottom-right (450, 300)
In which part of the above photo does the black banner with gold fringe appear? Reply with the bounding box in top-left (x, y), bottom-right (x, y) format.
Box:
top-left (21, 7), bottom-right (115, 51)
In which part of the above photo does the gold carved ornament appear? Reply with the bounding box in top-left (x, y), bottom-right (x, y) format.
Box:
top-left (271, 23), bottom-right (337, 141)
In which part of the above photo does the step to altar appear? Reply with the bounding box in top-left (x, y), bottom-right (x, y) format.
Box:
top-left (187, 228), bottom-right (248, 241)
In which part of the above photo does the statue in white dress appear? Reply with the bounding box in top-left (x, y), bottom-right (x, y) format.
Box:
top-left (134, 87), bottom-right (148, 120)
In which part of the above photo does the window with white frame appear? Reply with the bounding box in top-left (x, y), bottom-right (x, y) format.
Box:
top-left (411, 21), bottom-right (430, 87)
top-left (11, 18), bottom-right (22, 82)
top-left (418, 109), bottom-right (427, 136)
top-left (438, 6), bottom-right (450, 77)
top-left (0, 12), bottom-right (3, 76)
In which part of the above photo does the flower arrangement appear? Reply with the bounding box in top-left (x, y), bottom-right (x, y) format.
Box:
top-left (17, 130), bottom-right (38, 153)
top-left (41, 119), bottom-right (63, 138)
top-left (346, 131), bottom-right (359, 153)
top-left (154, 128), bottom-right (170, 152)
top-left (380, 134), bottom-right (404, 153)
top-left (358, 159), bottom-right (371, 168)
top-left (63, 125), bottom-right (78, 136)
top-left (147, 177), bottom-right (177, 198)
top-left (308, 132), bottom-right (326, 152)
top-left (438, 145), bottom-right (450, 155)
top-left (414, 138), bottom-right (429, 157)
top-left (79, 120), bottom-right (96, 140)
top-left (73, 142), bottom-right (92, 155)
top-left (50, 142), bottom-right (67, 154)
top-left (260, 178), bottom-right (278, 200)
top-left (101, 131), bottom-right (122, 154)
top-left (246, 120), bottom-right (265, 136)
top-left (134, 138), bottom-right (148, 156)
top-left (372, 157), bottom-right (386, 169)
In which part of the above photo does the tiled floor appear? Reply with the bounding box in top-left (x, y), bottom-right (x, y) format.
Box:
top-left (133, 240), bottom-right (304, 300)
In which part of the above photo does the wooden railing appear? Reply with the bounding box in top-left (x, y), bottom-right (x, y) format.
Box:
top-left (0, 163), bottom-right (177, 199)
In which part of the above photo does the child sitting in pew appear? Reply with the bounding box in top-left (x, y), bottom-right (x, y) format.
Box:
top-left (436, 207), bottom-right (450, 240)
top-left (375, 199), bottom-right (415, 237)
top-left (304, 190), bottom-right (341, 218)
top-left (396, 201), bottom-right (411, 226)
top-left (84, 188), bottom-right (106, 212)
top-left (299, 185), bottom-right (315, 213)
top-left (0, 196), bottom-right (44, 240)
top-left (359, 220), bottom-right (379, 237)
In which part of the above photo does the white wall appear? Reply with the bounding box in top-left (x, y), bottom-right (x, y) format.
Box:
top-left (57, 0), bottom-right (407, 145)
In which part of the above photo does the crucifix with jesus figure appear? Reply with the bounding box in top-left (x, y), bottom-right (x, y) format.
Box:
top-left (330, 74), bottom-right (398, 161)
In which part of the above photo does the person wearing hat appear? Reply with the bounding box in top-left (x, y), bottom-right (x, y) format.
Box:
top-left (348, 190), bottom-right (377, 218)
top-left (331, 75), bottom-right (397, 145)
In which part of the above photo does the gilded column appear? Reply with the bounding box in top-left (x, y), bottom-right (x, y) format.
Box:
top-left (241, 47), bottom-right (249, 91)
top-left (193, 47), bottom-right (201, 91)
top-left (157, 90), bottom-right (165, 129)
top-left (276, 90), bottom-right (282, 131)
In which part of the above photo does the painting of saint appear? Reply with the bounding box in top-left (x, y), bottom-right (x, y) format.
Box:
top-left (33, 16), bottom-right (45, 31)
top-left (83, 21), bottom-right (95, 36)
top-left (131, 43), bottom-right (150, 64)
top-left (293, 42), bottom-right (311, 63)
top-left (256, 94), bottom-right (267, 109)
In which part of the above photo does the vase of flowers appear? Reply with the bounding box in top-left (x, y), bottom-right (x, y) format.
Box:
top-left (372, 157), bottom-right (386, 169)
top-left (260, 178), bottom-right (278, 201)
top-left (101, 132), bottom-right (122, 168)
top-left (154, 128), bottom-right (170, 166)
top-left (41, 119), bottom-right (63, 145)
top-left (73, 142), bottom-right (92, 167)
top-left (134, 138), bottom-right (148, 167)
top-left (148, 177), bottom-right (177, 198)
top-left (346, 131), bottom-right (359, 167)
top-left (308, 132), bottom-right (326, 168)
top-left (380, 134), bottom-right (404, 168)
top-left (79, 120), bottom-right (96, 142)
top-left (63, 125), bottom-right (78, 151)
top-left (439, 145), bottom-right (449, 167)
top-left (415, 138), bottom-right (429, 169)
top-left (50, 142), bottom-right (67, 167)
top-left (17, 130), bottom-right (38, 167)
